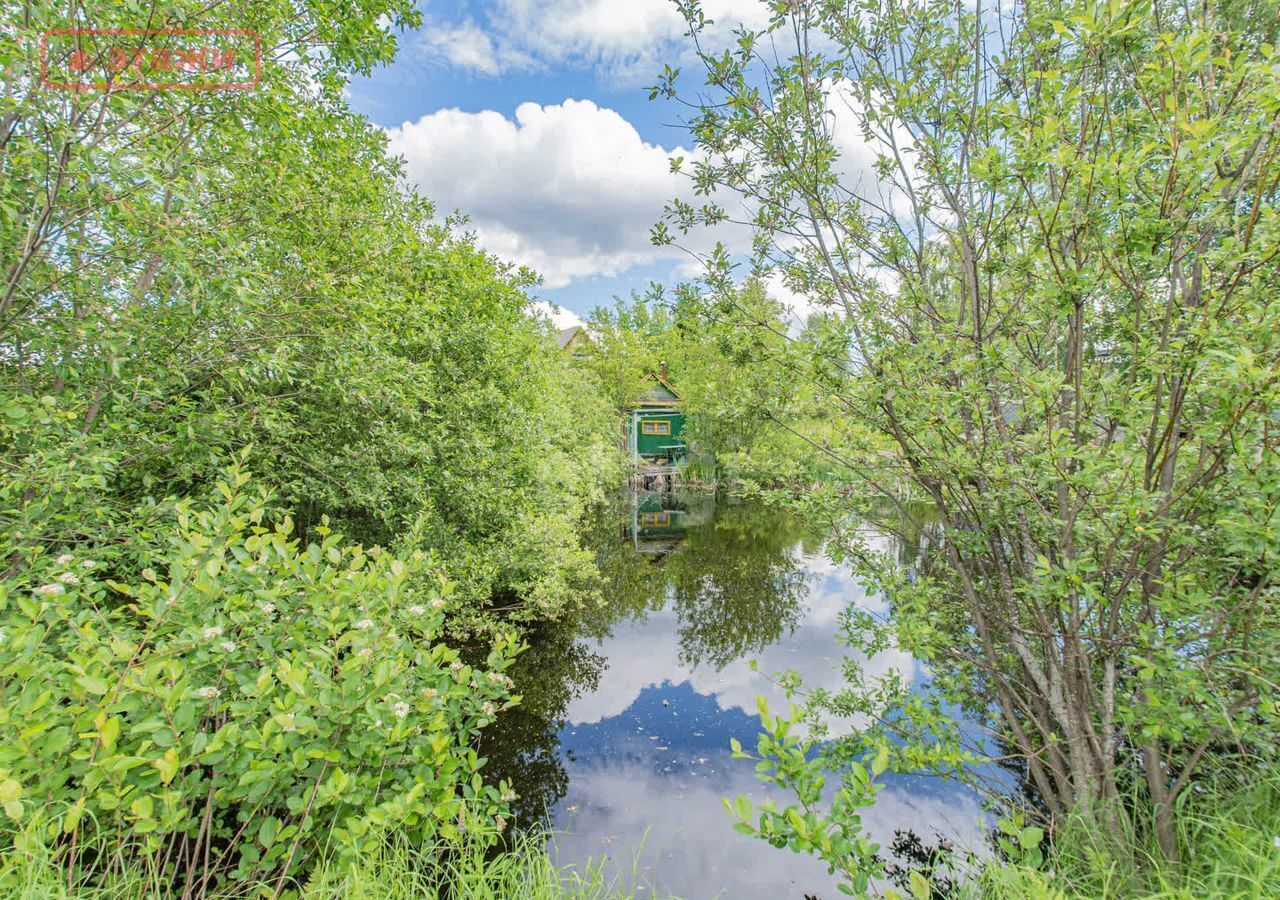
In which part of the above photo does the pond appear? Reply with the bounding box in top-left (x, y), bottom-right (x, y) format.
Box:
top-left (480, 493), bottom-right (987, 899)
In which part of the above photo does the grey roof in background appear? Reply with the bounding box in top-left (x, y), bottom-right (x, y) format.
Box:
top-left (555, 325), bottom-right (583, 348)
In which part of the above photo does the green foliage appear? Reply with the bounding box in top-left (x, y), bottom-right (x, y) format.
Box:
top-left (0, 1), bottom-right (618, 892)
top-left (301, 827), bottom-right (667, 900)
top-left (725, 701), bottom-right (890, 897)
top-left (578, 282), bottom-right (830, 485)
top-left (1, 2), bottom-right (617, 632)
top-left (658, 0), bottom-right (1280, 888)
top-left (0, 455), bottom-right (519, 888)
top-left (982, 770), bottom-right (1280, 899)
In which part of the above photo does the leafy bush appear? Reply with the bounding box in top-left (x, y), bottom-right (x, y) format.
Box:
top-left (0, 454), bottom-right (520, 891)
top-left (1, 1), bottom-right (618, 638)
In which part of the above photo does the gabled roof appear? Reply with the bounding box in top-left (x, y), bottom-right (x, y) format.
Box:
top-left (555, 325), bottom-right (584, 349)
top-left (637, 371), bottom-right (681, 406)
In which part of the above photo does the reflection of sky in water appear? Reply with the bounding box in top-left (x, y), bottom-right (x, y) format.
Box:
top-left (545, 541), bottom-right (987, 900)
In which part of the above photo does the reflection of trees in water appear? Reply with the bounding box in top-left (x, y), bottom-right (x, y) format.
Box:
top-left (475, 619), bottom-right (606, 827)
top-left (481, 496), bottom-right (820, 826)
top-left (584, 505), bottom-right (670, 633)
top-left (663, 502), bottom-right (810, 670)
top-left (859, 499), bottom-right (944, 570)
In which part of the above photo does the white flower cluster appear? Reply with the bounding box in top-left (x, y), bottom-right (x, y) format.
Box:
top-left (485, 671), bottom-right (514, 689)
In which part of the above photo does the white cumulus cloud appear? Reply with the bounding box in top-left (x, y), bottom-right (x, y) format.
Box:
top-left (386, 98), bottom-right (734, 289)
top-left (528, 299), bottom-right (585, 330)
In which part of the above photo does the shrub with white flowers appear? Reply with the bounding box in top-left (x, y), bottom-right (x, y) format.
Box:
top-left (0, 470), bottom-right (520, 889)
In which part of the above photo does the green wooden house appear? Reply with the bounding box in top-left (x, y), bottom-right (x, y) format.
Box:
top-left (629, 371), bottom-right (685, 464)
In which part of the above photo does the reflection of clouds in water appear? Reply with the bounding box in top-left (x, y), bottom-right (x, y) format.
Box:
top-left (567, 545), bottom-right (913, 733)
top-left (540, 521), bottom-right (990, 900)
top-left (549, 758), bottom-right (986, 900)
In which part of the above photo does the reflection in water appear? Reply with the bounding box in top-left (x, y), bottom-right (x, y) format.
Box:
top-left (479, 494), bottom-right (985, 899)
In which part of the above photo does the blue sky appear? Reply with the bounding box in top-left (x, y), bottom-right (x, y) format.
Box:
top-left (346, 0), bottom-right (779, 327)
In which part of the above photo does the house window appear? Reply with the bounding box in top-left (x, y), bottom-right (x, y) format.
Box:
top-left (641, 420), bottom-right (671, 436)
top-left (640, 512), bottom-right (671, 527)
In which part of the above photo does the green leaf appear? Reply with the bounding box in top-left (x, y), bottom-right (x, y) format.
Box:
top-left (63, 799), bottom-right (85, 834)
top-left (76, 675), bottom-right (109, 696)
top-left (154, 747), bottom-right (180, 785)
top-left (909, 871), bottom-right (931, 900)
top-left (871, 743), bottom-right (890, 777)
top-left (129, 795), bottom-right (153, 820)
top-left (100, 716), bottom-right (120, 751)
top-left (258, 816), bottom-right (280, 848)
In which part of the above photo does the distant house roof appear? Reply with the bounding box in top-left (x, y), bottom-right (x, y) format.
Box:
top-left (556, 325), bottom-right (584, 349)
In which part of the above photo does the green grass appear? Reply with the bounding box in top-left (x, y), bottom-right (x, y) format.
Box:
top-left (7, 775), bottom-right (1276, 899)
top-left (300, 831), bottom-right (663, 900)
top-left (0, 829), bottom-right (665, 900)
top-left (982, 771), bottom-right (1280, 899)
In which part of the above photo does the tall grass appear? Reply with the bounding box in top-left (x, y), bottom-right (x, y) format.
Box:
top-left (8, 775), bottom-right (1275, 899)
top-left (983, 769), bottom-right (1280, 899)
top-left (0, 829), bottom-right (664, 900)
top-left (301, 831), bottom-right (662, 900)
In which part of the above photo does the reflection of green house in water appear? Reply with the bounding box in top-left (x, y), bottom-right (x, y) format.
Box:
top-left (629, 371), bottom-right (685, 465)
top-left (628, 491), bottom-right (714, 559)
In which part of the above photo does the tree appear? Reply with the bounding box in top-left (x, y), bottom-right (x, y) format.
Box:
top-left (579, 281), bottom-right (814, 480)
top-left (1, 2), bottom-right (617, 628)
top-left (658, 0), bottom-right (1280, 877)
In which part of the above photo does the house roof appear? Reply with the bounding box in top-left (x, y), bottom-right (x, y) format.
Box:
top-left (555, 325), bottom-right (584, 349)
top-left (637, 371), bottom-right (681, 405)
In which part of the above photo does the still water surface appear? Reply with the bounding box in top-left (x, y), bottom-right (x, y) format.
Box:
top-left (481, 494), bottom-right (985, 899)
